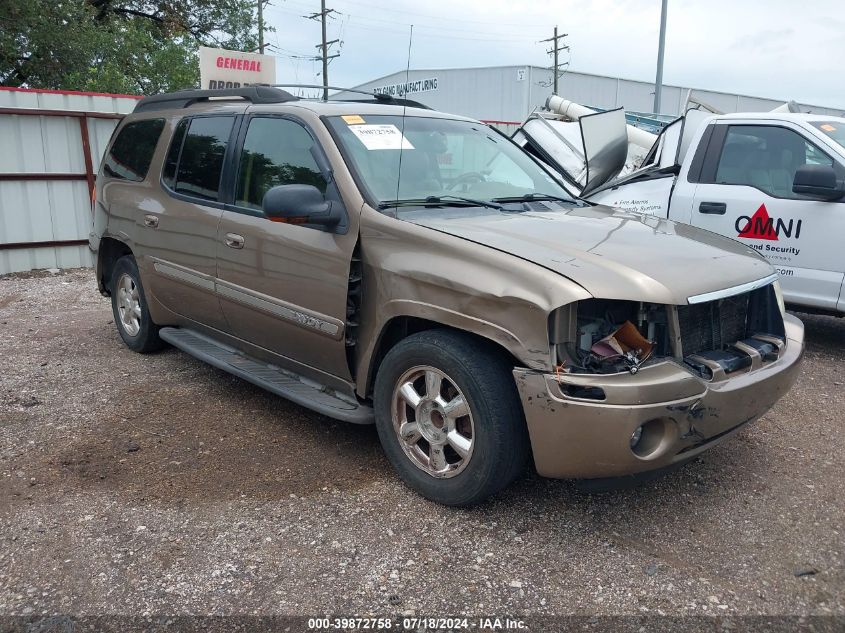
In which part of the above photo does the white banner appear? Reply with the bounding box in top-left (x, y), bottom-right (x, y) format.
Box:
top-left (198, 46), bottom-right (276, 90)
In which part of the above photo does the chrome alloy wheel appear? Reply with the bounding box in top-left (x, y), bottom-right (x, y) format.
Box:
top-left (391, 365), bottom-right (475, 478)
top-left (116, 273), bottom-right (142, 337)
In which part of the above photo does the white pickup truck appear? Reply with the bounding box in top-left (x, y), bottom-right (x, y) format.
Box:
top-left (513, 100), bottom-right (845, 316)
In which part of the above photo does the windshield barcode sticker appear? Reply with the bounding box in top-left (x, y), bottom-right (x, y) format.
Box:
top-left (349, 124), bottom-right (414, 150)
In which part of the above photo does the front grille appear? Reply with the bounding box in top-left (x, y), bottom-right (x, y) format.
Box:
top-left (677, 292), bottom-right (750, 357)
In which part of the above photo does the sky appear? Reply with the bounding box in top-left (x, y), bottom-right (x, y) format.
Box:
top-left (262, 0), bottom-right (845, 109)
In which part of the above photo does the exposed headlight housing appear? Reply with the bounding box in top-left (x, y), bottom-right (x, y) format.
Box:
top-left (548, 299), bottom-right (671, 374)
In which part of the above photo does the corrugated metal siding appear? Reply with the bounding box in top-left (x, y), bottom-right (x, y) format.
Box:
top-left (334, 67), bottom-right (529, 123)
top-left (0, 88), bottom-right (138, 114)
top-left (0, 88), bottom-right (139, 275)
top-left (340, 66), bottom-right (845, 123)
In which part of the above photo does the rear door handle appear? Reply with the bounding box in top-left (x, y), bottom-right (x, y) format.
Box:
top-left (698, 201), bottom-right (727, 215)
top-left (143, 214), bottom-right (160, 228)
top-left (224, 233), bottom-right (245, 249)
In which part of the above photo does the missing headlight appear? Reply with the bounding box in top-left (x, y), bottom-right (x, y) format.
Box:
top-left (550, 299), bottom-right (672, 374)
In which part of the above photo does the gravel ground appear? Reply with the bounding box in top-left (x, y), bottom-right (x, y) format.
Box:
top-left (0, 268), bottom-right (843, 627)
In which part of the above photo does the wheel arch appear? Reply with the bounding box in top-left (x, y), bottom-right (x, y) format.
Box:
top-left (96, 237), bottom-right (133, 295)
top-left (357, 304), bottom-right (528, 399)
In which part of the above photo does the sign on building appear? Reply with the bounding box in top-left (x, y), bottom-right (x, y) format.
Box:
top-left (372, 77), bottom-right (439, 98)
top-left (198, 46), bottom-right (276, 90)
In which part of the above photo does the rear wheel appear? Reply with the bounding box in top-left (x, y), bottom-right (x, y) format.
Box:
top-left (373, 330), bottom-right (529, 506)
top-left (110, 255), bottom-right (164, 353)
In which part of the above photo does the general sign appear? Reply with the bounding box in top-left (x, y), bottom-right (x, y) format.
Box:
top-left (198, 46), bottom-right (276, 90)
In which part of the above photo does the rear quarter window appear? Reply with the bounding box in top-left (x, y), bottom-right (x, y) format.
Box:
top-left (103, 118), bottom-right (165, 182)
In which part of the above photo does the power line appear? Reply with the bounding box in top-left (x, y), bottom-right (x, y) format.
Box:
top-left (257, 0), bottom-right (266, 53)
top-left (330, 0), bottom-right (548, 28)
top-left (306, 0), bottom-right (341, 99)
top-left (336, 19), bottom-right (540, 42)
top-left (539, 26), bottom-right (569, 93)
top-left (272, 2), bottom-right (541, 39)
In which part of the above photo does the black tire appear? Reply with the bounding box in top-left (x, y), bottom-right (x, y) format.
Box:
top-left (373, 329), bottom-right (529, 506)
top-left (110, 255), bottom-right (164, 353)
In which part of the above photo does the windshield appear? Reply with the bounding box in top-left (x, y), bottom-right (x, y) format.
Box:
top-left (326, 115), bottom-right (574, 206)
top-left (811, 121), bottom-right (845, 151)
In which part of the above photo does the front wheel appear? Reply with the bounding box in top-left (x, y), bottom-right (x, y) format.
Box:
top-left (110, 255), bottom-right (164, 353)
top-left (373, 330), bottom-right (529, 506)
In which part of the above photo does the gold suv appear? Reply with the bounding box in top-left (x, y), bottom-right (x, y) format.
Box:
top-left (91, 86), bottom-right (804, 505)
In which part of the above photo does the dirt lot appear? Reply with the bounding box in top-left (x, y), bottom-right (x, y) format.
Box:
top-left (1, 268), bottom-right (843, 625)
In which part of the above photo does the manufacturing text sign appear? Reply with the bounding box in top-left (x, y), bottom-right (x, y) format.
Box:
top-left (372, 77), bottom-right (439, 98)
top-left (198, 46), bottom-right (276, 89)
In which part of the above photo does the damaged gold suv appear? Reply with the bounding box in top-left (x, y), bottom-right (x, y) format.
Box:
top-left (91, 86), bottom-right (804, 505)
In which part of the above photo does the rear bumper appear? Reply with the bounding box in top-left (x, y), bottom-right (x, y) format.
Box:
top-left (514, 314), bottom-right (804, 480)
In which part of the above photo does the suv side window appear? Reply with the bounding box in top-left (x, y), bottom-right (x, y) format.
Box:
top-left (714, 125), bottom-right (835, 199)
top-left (235, 117), bottom-right (327, 210)
top-left (103, 118), bottom-right (165, 181)
top-left (171, 116), bottom-right (235, 201)
top-left (162, 118), bottom-right (188, 189)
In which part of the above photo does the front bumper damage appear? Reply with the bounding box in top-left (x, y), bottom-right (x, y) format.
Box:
top-left (514, 314), bottom-right (804, 480)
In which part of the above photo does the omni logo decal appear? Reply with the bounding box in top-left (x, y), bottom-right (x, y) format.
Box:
top-left (735, 204), bottom-right (802, 241)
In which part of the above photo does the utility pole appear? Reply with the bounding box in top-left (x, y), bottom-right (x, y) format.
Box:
top-left (308, 0), bottom-right (340, 100)
top-left (653, 0), bottom-right (668, 113)
top-left (540, 26), bottom-right (569, 94)
top-left (257, 0), bottom-right (265, 54)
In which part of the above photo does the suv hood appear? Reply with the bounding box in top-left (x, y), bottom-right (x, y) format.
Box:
top-left (407, 205), bottom-right (774, 305)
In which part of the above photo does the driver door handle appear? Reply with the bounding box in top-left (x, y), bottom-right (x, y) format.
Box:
top-left (224, 233), bottom-right (245, 249)
top-left (699, 201), bottom-right (727, 215)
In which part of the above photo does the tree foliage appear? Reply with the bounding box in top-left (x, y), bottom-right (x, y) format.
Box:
top-left (0, 1), bottom-right (262, 94)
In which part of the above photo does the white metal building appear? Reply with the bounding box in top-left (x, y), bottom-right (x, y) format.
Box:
top-left (334, 65), bottom-right (845, 133)
top-left (0, 87), bottom-right (139, 275)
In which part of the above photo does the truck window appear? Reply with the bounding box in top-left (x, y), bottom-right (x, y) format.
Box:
top-left (810, 121), bottom-right (845, 151)
top-left (235, 117), bottom-right (327, 211)
top-left (103, 118), bottom-right (165, 182)
top-left (172, 116), bottom-right (235, 202)
top-left (714, 125), bottom-right (834, 199)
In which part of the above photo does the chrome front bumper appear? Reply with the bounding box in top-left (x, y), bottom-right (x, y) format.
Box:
top-left (514, 314), bottom-right (804, 480)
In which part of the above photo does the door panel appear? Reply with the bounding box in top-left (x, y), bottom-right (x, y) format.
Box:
top-left (690, 183), bottom-right (844, 310)
top-left (215, 115), bottom-right (355, 379)
top-left (143, 196), bottom-right (225, 328)
top-left (216, 211), bottom-right (353, 376)
top-left (689, 123), bottom-right (845, 311)
top-left (142, 115), bottom-right (236, 329)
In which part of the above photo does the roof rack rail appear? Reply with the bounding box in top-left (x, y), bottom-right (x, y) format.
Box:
top-left (341, 97), bottom-right (431, 110)
top-left (134, 86), bottom-right (297, 113)
top-left (258, 84), bottom-right (433, 110)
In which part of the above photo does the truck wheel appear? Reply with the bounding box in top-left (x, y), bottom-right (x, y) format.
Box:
top-left (373, 329), bottom-right (529, 506)
top-left (110, 255), bottom-right (164, 353)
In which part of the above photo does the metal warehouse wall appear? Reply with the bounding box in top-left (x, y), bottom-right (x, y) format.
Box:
top-left (334, 67), bottom-right (530, 126)
top-left (336, 66), bottom-right (844, 125)
top-left (0, 88), bottom-right (139, 275)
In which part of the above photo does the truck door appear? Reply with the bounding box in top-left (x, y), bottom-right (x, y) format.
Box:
top-left (687, 121), bottom-right (845, 311)
top-left (215, 114), bottom-right (357, 381)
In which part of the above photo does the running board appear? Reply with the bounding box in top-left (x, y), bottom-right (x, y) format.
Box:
top-left (159, 327), bottom-right (374, 424)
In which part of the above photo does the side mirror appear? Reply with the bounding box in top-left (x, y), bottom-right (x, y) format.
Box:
top-left (792, 164), bottom-right (845, 200)
top-left (262, 184), bottom-right (341, 228)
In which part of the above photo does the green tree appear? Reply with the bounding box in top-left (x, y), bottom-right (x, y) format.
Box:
top-left (0, 0), bottom-right (264, 94)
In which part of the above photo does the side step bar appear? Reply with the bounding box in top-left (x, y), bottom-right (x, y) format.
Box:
top-left (159, 327), bottom-right (374, 424)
